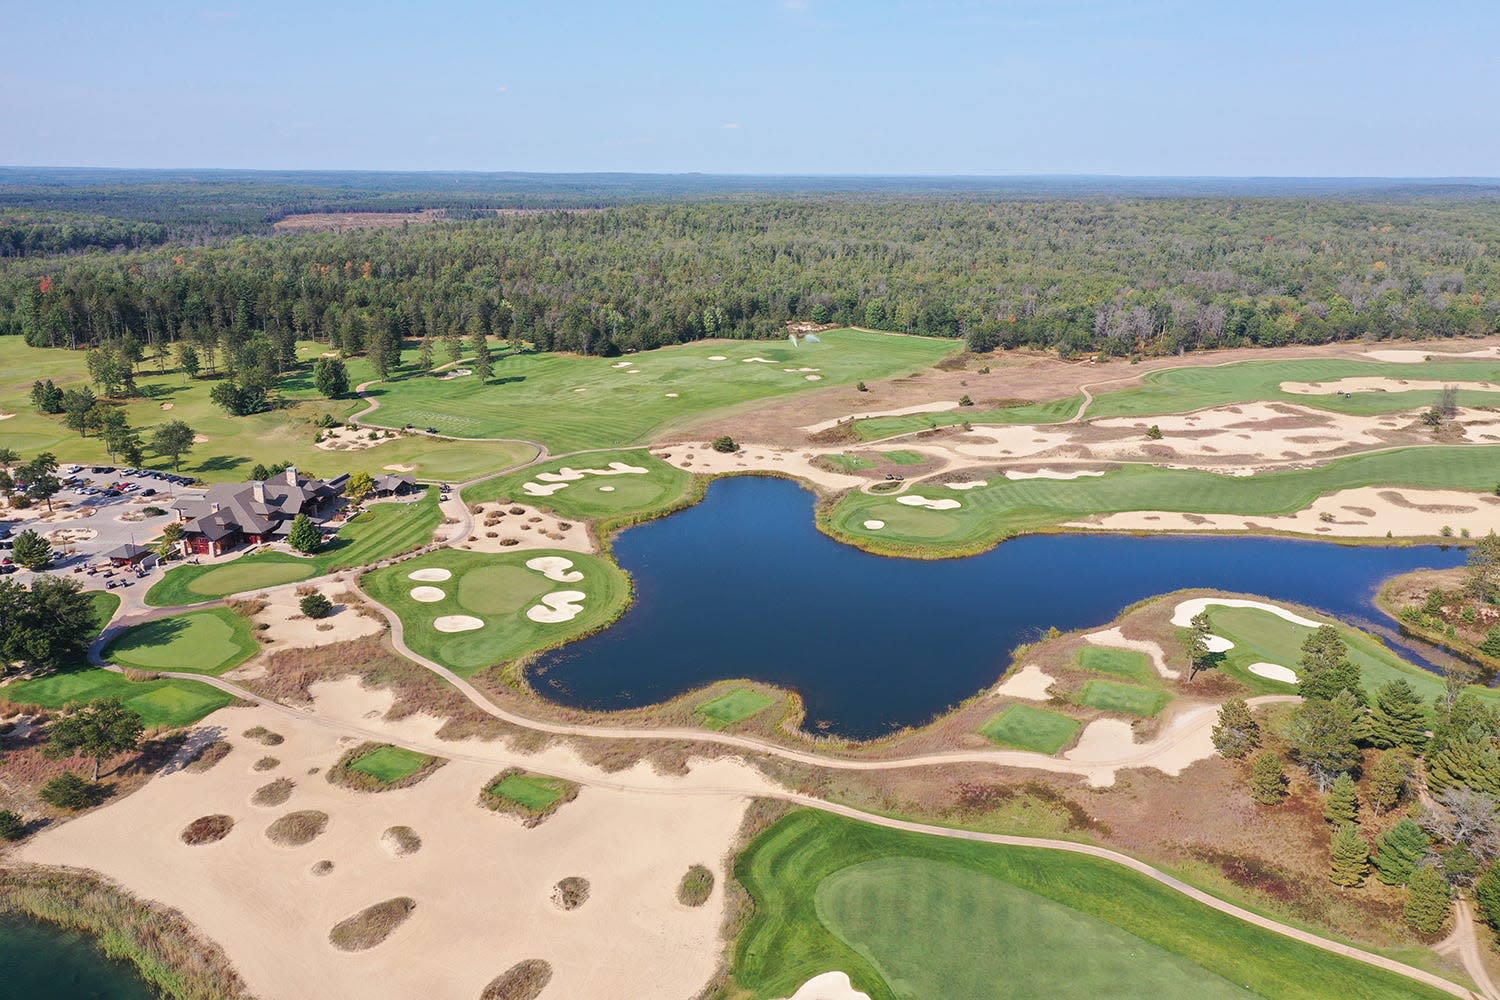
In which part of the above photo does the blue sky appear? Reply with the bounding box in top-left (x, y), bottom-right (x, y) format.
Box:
top-left (2, 0), bottom-right (1495, 175)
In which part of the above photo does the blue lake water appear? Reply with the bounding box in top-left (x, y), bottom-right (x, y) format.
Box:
top-left (530, 476), bottom-right (1468, 738)
top-left (0, 914), bottom-right (155, 999)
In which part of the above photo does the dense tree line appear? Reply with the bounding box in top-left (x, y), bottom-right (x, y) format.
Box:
top-left (0, 196), bottom-right (1498, 361)
top-left (0, 212), bottom-right (170, 258)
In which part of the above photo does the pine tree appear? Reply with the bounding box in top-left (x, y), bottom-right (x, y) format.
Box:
top-left (1323, 772), bottom-right (1359, 826)
top-left (1404, 864), bottom-right (1452, 935)
top-left (1329, 822), bottom-right (1370, 887)
top-left (472, 331), bottom-right (494, 381)
top-left (1299, 625), bottom-right (1365, 704)
top-left (417, 335), bottom-right (434, 372)
top-left (1212, 698), bottom-right (1260, 759)
top-left (1366, 679), bottom-right (1427, 750)
top-left (1475, 866), bottom-right (1500, 935)
top-left (287, 513), bottom-right (322, 554)
top-left (1250, 751), bottom-right (1288, 805)
top-left (1375, 819), bottom-right (1432, 886)
top-left (1288, 689), bottom-right (1363, 792)
top-left (1427, 736), bottom-right (1500, 797)
top-left (1369, 748), bottom-right (1413, 814)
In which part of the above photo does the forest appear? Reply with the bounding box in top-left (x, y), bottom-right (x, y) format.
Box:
top-left (0, 171), bottom-right (1498, 360)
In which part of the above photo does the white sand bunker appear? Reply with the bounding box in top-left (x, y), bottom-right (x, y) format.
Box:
top-left (407, 568), bottom-right (452, 582)
top-left (995, 664), bottom-right (1055, 701)
top-left (1249, 662), bottom-right (1299, 684)
top-left (599, 485), bottom-right (616, 492)
top-left (707, 355), bottom-right (728, 361)
top-left (433, 615), bottom-right (484, 633)
top-left (627, 369), bottom-right (641, 374)
top-left (611, 361), bottom-right (632, 368)
top-left (743, 357), bottom-right (776, 364)
top-left (946, 480), bottom-right (987, 490)
top-left (896, 495), bottom-right (962, 511)
top-left (862, 519), bottom-right (885, 530)
top-left (1170, 597), bottom-right (1322, 629)
top-left (805, 374), bottom-right (823, 381)
top-left (537, 462), bottom-right (648, 482)
top-left (1282, 377), bottom-right (1499, 396)
top-left (409, 586), bottom-right (446, 603)
top-left (438, 367), bottom-right (473, 381)
top-left (526, 556), bottom-right (584, 583)
top-left (783, 367), bottom-right (821, 373)
top-left (1203, 635), bottom-right (1235, 653)
top-left (526, 591), bottom-right (586, 623)
top-left (523, 481), bottom-right (571, 497)
top-left (1006, 469), bottom-right (1106, 481)
top-left (665, 392), bottom-right (680, 398)
top-left (1363, 346), bottom-right (1500, 364)
top-left (777, 972), bottom-right (871, 1000)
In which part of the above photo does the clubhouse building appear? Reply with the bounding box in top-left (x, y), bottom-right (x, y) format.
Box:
top-left (172, 466), bottom-right (349, 557)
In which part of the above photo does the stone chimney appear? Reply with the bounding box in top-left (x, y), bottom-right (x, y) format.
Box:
top-left (252, 482), bottom-right (266, 503)
top-left (284, 465), bottom-right (298, 486)
top-left (210, 502), bottom-right (220, 513)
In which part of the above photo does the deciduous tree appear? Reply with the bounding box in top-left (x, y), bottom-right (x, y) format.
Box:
top-left (151, 420), bottom-right (195, 471)
top-left (287, 513), bottom-right (321, 554)
top-left (42, 698), bottom-right (144, 781)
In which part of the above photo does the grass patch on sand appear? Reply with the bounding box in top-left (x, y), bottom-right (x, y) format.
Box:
top-left (363, 328), bottom-right (958, 453)
top-left (265, 810), bottom-right (329, 847)
top-left (363, 547), bottom-right (629, 676)
top-left (730, 809), bottom-right (1454, 1000)
top-left (824, 453), bottom-right (878, 472)
top-left (463, 447), bottom-right (694, 520)
top-left (1077, 646), bottom-right (1153, 682)
top-left (831, 444), bottom-right (1500, 555)
top-left (0, 336), bottom-right (533, 483)
top-left (179, 815), bottom-right (234, 845)
top-left (481, 960), bottom-right (553, 1000)
top-left (2, 669), bottom-right (232, 728)
top-left (482, 769), bottom-right (579, 826)
top-left (880, 450), bottom-right (926, 466)
top-left (328, 742), bottom-right (443, 792)
top-left (678, 864), bottom-right (715, 906)
top-left (695, 688), bottom-right (776, 729)
top-left (145, 487), bottom-right (440, 606)
top-left (328, 896), bottom-right (415, 952)
top-left (1078, 680), bottom-right (1168, 717)
top-left (980, 704), bottom-right (1081, 754)
top-left (103, 607), bottom-right (258, 675)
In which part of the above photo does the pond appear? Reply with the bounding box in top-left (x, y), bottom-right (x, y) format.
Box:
top-left (0, 914), bottom-right (155, 1000)
top-left (529, 476), bottom-right (1467, 739)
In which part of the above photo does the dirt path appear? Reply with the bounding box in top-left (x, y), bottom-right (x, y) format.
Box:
top-left (1438, 901), bottom-right (1500, 1000)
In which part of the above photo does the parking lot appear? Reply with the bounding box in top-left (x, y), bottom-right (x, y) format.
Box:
top-left (1, 464), bottom-right (206, 588)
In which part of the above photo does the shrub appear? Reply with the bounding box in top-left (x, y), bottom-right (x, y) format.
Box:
top-left (677, 864), bottom-right (714, 906)
top-left (299, 593), bottom-right (332, 619)
top-left (855, 381), bottom-right (868, 392)
top-left (253, 756), bottom-right (280, 771)
top-left (482, 960), bottom-right (553, 1000)
top-left (0, 809), bottom-right (26, 841)
top-left (265, 810), bottom-right (329, 846)
top-left (328, 897), bottom-right (416, 951)
top-left (251, 778), bottom-right (295, 807)
top-left (1145, 424), bottom-right (1163, 440)
top-left (552, 876), bottom-right (590, 910)
top-left (958, 394), bottom-right (973, 407)
top-left (40, 772), bottom-right (96, 810)
top-left (180, 814), bottom-right (234, 845)
top-left (142, 506), bottom-right (166, 516)
top-left (243, 726), bottom-right (284, 747)
top-left (710, 435), bottom-right (738, 453)
top-left (382, 825), bottom-right (422, 857)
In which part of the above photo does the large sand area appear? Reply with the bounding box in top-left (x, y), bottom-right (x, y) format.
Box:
top-left (19, 679), bottom-right (776, 1000)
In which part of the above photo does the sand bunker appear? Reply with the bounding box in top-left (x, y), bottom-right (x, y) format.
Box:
top-left (707, 355), bottom-right (728, 361)
top-left (1203, 635), bottom-right (1234, 653)
top-left (526, 591), bottom-right (586, 624)
top-left (995, 664), bottom-right (1055, 701)
top-left (783, 367), bottom-right (821, 373)
top-left (777, 972), bottom-right (872, 1000)
top-left (536, 462), bottom-right (649, 483)
top-left (522, 482), bottom-right (571, 497)
top-left (526, 556), bottom-right (584, 583)
top-left (438, 368), bottom-right (473, 381)
top-left (1084, 628), bottom-right (1180, 679)
top-left (599, 485), bottom-right (615, 492)
top-left (801, 401), bottom-right (960, 434)
top-left (665, 392), bottom-right (680, 398)
top-left (383, 464), bottom-right (416, 472)
top-left (1170, 597), bottom-right (1323, 630)
top-left (896, 495), bottom-right (962, 511)
top-left (862, 519), bottom-right (885, 530)
top-left (1363, 347), bottom-right (1500, 364)
top-left (1006, 469), bottom-right (1106, 481)
top-left (805, 374), bottom-right (823, 381)
top-left (627, 369), bottom-right (641, 374)
top-left (407, 568), bottom-right (452, 582)
top-left (611, 361), bottom-right (632, 368)
top-left (1282, 377), bottom-right (1499, 396)
top-left (946, 480), bottom-right (987, 490)
top-left (742, 357), bottom-right (776, 364)
top-left (433, 615), bottom-right (484, 633)
top-left (409, 586), bottom-right (446, 603)
top-left (1249, 662), bottom-right (1299, 683)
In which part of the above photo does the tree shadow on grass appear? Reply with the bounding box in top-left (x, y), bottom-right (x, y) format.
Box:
top-left (191, 455), bottom-right (249, 474)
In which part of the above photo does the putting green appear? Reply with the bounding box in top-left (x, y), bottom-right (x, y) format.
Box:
top-left (186, 561), bottom-right (314, 598)
top-left (488, 772), bottom-right (569, 811)
top-left (731, 810), bottom-right (1450, 1000)
top-left (362, 548), bottom-right (629, 675)
top-left (980, 704), bottom-right (1081, 754)
top-left (348, 745), bottom-right (431, 784)
top-left (103, 608), bottom-right (258, 676)
top-left (1078, 680), bottom-right (1168, 717)
top-left (696, 688), bottom-right (776, 729)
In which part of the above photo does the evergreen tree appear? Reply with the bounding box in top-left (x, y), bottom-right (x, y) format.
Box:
top-left (1250, 751), bottom-right (1288, 805)
top-left (472, 330), bottom-right (494, 381)
top-left (1329, 822), bottom-right (1369, 887)
top-left (1404, 864), bottom-right (1452, 935)
top-left (1475, 866), bottom-right (1500, 936)
top-left (1298, 625), bottom-right (1365, 704)
top-left (312, 356), bottom-right (349, 397)
top-left (1212, 698), bottom-right (1260, 759)
top-left (1366, 679), bottom-right (1427, 750)
top-left (1324, 772), bottom-right (1359, 826)
top-left (1288, 689), bottom-right (1364, 792)
top-left (286, 514), bottom-right (321, 554)
top-left (1185, 611), bottom-right (1213, 678)
top-left (416, 335), bottom-right (434, 372)
top-left (1375, 819), bottom-right (1432, 886)
top-left (1443, 842), bottom-right (1479, 889)
top-left (1427, 735), bottom-right (1500, 797)
top-left (1369, 748), bottom-right (1413, 814)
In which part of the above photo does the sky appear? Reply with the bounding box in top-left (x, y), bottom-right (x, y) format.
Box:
top-left (2, 0), bottom-right (1497, 176)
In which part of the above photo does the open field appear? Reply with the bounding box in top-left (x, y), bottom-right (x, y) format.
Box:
top-left (0, 337), bottom-right (534, 483)
top-left (731, 809), bottom-right (1454, 1000)
top-left (830, 445), bottom-right (1500, 554)
top-left (362, 548), bottom-right (628, 676)
top-left (103, 608), bottom-right (258, 675)
top-left (145, 489), bottom-right (440, 606)
top-left (978, 704), bottom-right (1081, 754)
top-left (360, 328), bottom-right (958, 452)
top-left (462, 448), bottom-right (695, 519)
top-left (1, 668), bottom-right (232, 728)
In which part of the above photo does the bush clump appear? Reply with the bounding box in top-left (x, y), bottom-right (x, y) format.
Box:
top-left (328, 896), bottom-right (416, 951)
top-left (552, 876), bottom-right (590, 911)
top-left (481, 960), bottom-right (553, 1000)
top-left (251, 778), bottom-right (295, 807)
top-left (185, 740), bottom-right (231, 773)
top-left (40, 773), bottom-right (99, 810)
top-left (0, 809), bottom-right (27, 841)
top-left (180, 814), bottom-right (234, 845)
top-left (242, 726), bottom-right (284, 747)
top-left (677, 864), bottom-right (714, 906)
top-left (710, 435), bottom-right (738, 453)
top-left (253, 756), bottom-right (280, 771)
top-left (299, 593), bottom-right (332, 619)
top-left (382, 825), bottom-right (422, 857)
top-left (265, 810), bottom-right (329, 847)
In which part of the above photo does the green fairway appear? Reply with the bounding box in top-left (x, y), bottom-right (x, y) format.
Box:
top-left (831, 444), bottom-right (1500, 554)
top-left (347, 745), bottom-right (432, 784)
top-left (463, 448), bottom-right (695, 520)
top-left (979, 704), bottom-right (1081, 754)
top-left (1, 668), bottom-right (232, 728)
top-left (695, 688), bottom-right (776, 729)
top-left (1077, 645), bottom-right (1152, 681)
top-left (879, 450), bottom-right (926, 466)
top-left (0, 337), bottom-right (533, 482)
top-left (361, 328), bottom-right (959, 453)
top-left (103, 608), bottom-right (258, 675)
top-left (1078, 679), bottom-right (1168, 717)
top-left (824, 453), bottom-right (878, 472)
top-left (146, 488), bottom-right (441, 606)
top-left (1202, 604), bottom-right (1500, 709)
top-left (87, 591), bottom-right (120, 634)
top-left (362, 547), bottom-right (629, 675)
top-left (731, 810), bottom-right (1453, 1000)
